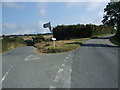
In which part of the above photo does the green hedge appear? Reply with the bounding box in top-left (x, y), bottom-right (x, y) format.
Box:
top-left (53, 24), bottom-right (116, 40)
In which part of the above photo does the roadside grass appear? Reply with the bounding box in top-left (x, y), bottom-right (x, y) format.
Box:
top-left (1, 42), bottom-right (25, 53)
top-left (90, 33), bottom-right (114, 39)
top-left (1, 34), bottom-right (114, 53)
top-left (1, 37), bottom-right (26, 53)
top-left (34, 34), bottom-right (114, 54)
top-left (34, 38), bottom-right (89, 53)
top-left (0, 39), bottom-right (2, 53)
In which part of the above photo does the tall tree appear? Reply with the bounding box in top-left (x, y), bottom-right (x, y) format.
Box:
top-left (102, 1), bottom-right (120, 40)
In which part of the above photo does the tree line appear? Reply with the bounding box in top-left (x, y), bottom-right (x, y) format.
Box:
top-left (53, 24), bottom-right (115, 40)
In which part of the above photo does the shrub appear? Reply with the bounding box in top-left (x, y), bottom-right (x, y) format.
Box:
top-left (32, 35), bottom-right (45, 43)
top-left (44, 47), bottom-right (61, 53)
top-left (25, 40), bottom-right (34, 46)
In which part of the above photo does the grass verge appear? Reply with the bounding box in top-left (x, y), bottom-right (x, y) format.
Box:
top-left (34, 38), bottom-right (89, 53)
top-left (0, 37), bottom-right (26, 53)
top-left (1, 42), bottom-right (25, 53)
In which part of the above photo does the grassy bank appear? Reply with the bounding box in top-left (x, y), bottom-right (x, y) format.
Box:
top-left (1, 42), bottom-right (25, 53)
top-left (90, 33), bottom-right (114, 39)
top-left (1, 36), bottom-right (26, 53)
top-left (34, 38), bottom-right (89, 53)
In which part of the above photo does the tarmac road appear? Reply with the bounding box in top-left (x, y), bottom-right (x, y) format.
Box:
top-left (1, 35), bottom-right (119, 88)
top-left (71, 35), bottom-right (119, 88)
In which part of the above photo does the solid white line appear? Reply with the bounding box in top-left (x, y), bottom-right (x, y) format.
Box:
top-left (1, 65), bottom-right (13, 82)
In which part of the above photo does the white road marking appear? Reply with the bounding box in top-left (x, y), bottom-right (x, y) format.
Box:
top-left (61, 64), bottom-right (65, 68)
top-left (49, 85), bottom-right (56, 90)
top-left (49, 85), bottom-right (56, 88)
top-left (65, 57), bottom-right (69, 59)
top-left (1, 65), bottom-right (13, 82)
top-left (53, 75), bottom-right (61, 82)
top-left (50, 52), bottom-right (72, 88)
top-left (57, 68), bottom-right (63, 73)
top-left (24, 55), bottom-right (32, 61)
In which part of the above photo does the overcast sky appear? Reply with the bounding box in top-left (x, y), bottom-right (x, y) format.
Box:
top-left (2, 1), bottom-right (109, 35)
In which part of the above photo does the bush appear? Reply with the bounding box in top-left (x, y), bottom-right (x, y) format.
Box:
top-left (44, 47), bottom-right (61, 53)
top-left (25, 40), bottom-right (34, 46)
top-left (32, 35), bottom-right (45, 43)
top-left (53, 24), bottom-right (115, 40)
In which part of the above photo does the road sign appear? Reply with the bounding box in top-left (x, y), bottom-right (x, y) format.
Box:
top-left (52, 38), bottom-right (56, 41)
top-left (43, 22), bottom-right (52, 32)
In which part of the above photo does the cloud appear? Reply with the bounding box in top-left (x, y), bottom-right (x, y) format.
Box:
top-left (39, 8), bottom-right (47, 16)
top-left (36, 2), bottom-right (47, 17)
top-left (3, 2), bottom-right (25, 9)
top-left (2, 23), bottom-right (35, 35)
top-left (65, 2), bottom-right (81, 9)
top-left (91, 11), bottom-right (104, 25)
top-left (2, 0), bottom-right (110, 2)
top-left (3, 23), bottom-right (17, 30)
top-left (2, 21), bottom-right (51, 35)
top-left (86, 2), bottom-right (103, 11)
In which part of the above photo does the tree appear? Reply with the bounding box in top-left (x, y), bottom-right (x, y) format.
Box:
top-left (102, 1), bottom-right (120, 41)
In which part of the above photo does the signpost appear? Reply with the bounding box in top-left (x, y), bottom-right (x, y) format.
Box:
top-left (43, 22), bottom-right (56, 47)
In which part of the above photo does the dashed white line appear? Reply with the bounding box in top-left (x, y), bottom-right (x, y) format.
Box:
top-left (65, 57), bottom-right (69, 59)
top-left (70, 69), bottom-right (72, 73)
top-left (50, 85), bottom-right (56, 88)
top-left (61, 64), bottom-right (65, 68)
top-left (50, 52), bottom-right (72, 88)
top-left (57, 68), bottom-right (63, 73)
top-left (53, 75), bottom-right (61, 82)
top-left (1, 65), bottom-right (13, 82)
top-left (24, 55), bottom-right (32, 61)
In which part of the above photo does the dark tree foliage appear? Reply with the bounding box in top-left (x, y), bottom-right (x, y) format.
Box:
top-left (32, 35), bottom-right (45, 43)
top-left (53, 24), bottom-right (114, 40)
top-left (102, 1), bottom-right (120, 41)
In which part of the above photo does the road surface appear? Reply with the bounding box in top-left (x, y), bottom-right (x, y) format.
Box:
top-left (1, 35), bottom-right (119, 88)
